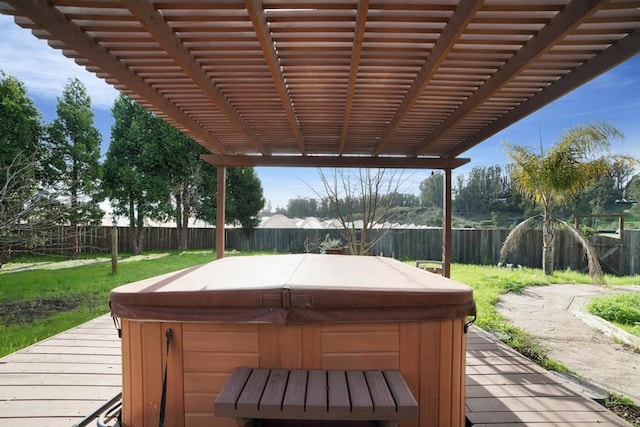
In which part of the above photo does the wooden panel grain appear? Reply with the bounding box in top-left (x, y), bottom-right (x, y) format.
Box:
top-left (141, 322), bottom-right (163, 427)
top-left (322, 331), bottom-right (399, 353)
top-left (183, 352), bottom-right (259, 374)
top-left (419, 321), bottom-right (441, 427)
top-left (163, 322), bottom-right (185, 427)
top-left (183, 330), bottom-right (259, 353)
top-left (279, 326), bottom-right (303, 368)
top-left (451, 319), bottom-right (463, 427)
top-left (320, 323), bottom-right (399, 371)
top-left (258, 324), bottom-right (280, 368)
top-left (321, 353), bottom-right (398, 371)
top-left (121, 320), bottom-right (132, 427)
top-left (184, 372), bottom-right (229, 394)
top-left (128, 320), bottom-right (144, 427)
top-left (183, 323), bottom-right (259, 333)
top-left (184, 392), bottom-right (217, 414)
top-left (302, 325), bottom-right (322, 369)
top-left (438, 320), bottom-right (454, 427)
top-left (399, 321), bottom-right (420, 427)
top-left (321, 323), bottom-right (399, 332)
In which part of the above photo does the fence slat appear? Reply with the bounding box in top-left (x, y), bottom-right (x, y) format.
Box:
top-left (24, 226), bottom-right (640, 276)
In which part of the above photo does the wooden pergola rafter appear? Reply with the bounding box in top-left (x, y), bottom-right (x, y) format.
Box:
top-left (2, 0), bottom-right (639, 269)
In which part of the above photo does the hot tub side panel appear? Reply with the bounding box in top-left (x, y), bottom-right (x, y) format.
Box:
top-left (120, 319), bottom-right (466, 427)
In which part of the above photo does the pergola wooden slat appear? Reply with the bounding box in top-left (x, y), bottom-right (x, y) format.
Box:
top-left (2, 0), bottom-right (639, 272)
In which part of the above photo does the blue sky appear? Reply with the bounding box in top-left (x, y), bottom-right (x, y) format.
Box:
top-left (1, 14), bottom-right (639, 210)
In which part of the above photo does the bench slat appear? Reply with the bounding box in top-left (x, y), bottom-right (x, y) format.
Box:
top-left (383, 371), bottom-right (419, 416)
top-left (347, 371), bottom-right (374, 414)
top-left (216, 368), bottom-right (418, 422)
top-left (282, 370), bottom-right (307, 413)
top-left (365, 371), bottom-right (396, 415)
top-left (214, 367), bottom-right (252, 415)
top-left (260, 369), bottom-right (289, 414)
top-left (236, 368), bottom-right (270, 412)
top-left (306, 370), bottom-right (328, 414)
top-left (327, 370), bottom-right (351, 414)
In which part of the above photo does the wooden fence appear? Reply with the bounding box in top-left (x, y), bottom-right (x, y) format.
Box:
top-left (43, 226), bottom-right (640, 276)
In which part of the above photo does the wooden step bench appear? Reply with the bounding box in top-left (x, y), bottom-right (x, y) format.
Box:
top-left (215, 367), bottom-right (419, 427)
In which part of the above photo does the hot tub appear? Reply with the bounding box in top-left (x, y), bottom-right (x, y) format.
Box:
top-left (110, 254), bottom-right (475, 427)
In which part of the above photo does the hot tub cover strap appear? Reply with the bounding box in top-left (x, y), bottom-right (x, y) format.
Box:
top-left (159, 328), bottom-right (172, 427)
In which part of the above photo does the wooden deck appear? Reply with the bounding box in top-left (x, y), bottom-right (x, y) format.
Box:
top-left (0, 317), bottom-right (629, 426)
top-left (466, 327), bottom-right (628, 426)
top-left (0, 314), bottom-right (121, 427)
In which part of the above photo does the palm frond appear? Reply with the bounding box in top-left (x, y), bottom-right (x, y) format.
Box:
top-left (556, 219), bottom-right (605, 285)
top-left (499, 215), bottom-right (541, 264)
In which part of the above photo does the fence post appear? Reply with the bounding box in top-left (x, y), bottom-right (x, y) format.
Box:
top-left (111, 222), bottom-right (118, 275)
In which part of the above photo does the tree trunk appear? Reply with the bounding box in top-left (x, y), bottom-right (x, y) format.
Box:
top-left (134, 211), bottom-right (144, 255)
top-left (128, 197), bottom-right (141, 255)
top-left (542, 216), bottom-right (555, 275)
top-left (69, 225), bottom-right (78, 259)
top-left (176, 188), bottom-right (189, 251)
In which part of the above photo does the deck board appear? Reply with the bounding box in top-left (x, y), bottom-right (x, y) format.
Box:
top-left (465, 327), bottom-right (628, 426)
top-left (0, 314), bottom-right (122, 425)
top-left (0, 317), bottom-right (629, 426)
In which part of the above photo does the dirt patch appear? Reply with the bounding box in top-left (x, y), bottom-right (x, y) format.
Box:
top-left (497, 284), bottom-right (640, 402)
top-left (607, 402), bottom-right (640, 426)
top-left (0, 295), bottom-right (90, 325)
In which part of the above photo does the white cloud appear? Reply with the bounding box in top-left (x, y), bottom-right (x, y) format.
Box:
top-left (0, 15), bottom-right (118, 109)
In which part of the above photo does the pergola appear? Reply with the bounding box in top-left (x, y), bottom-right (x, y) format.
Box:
top-left (2, 0), bottom-right (639, 274)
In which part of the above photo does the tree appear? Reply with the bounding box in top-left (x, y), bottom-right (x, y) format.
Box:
top-left (104, 95), bottom-right (265, 252)
top-left (453, 165), bottom-right (511, 216)
top-left (627, 174), bottom-right (640, 218)
top-left (197, 166), bottom-right (265, 230)
top-left (500, 122), bottom-right (636, 282)
top-left (102, 95), bottom-right (169, 254)
top-left (0, 72), bottom-right (65, 264)
top-left (419, 172), bottom-right (443, 208)
top-left (314, 168), bottom-right (408, 255)
top-left (47, 78), bottom-right (103, 257)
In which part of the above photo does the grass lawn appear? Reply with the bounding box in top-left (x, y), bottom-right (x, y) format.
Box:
top-left (1, 251), bottom-right (638, 360)
top-left (586, 292), bottom-right (640, 337)
top-left (0, 250), bottom-right (220, 356)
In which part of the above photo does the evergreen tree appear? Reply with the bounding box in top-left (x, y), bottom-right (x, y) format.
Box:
top-left (46, 78), bottom-right (103, 257)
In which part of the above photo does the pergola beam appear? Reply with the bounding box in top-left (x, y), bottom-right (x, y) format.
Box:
top-left (338, 0), bottom-right (369, 155)
top-left (201, 154), bottom-right (470, 170)
top-left (4, 0), bottom-right (231, 155)
top-left (414, 0), bottom-right (608, 156)
top-left (447, 28), bottom-right (640, 158)
top-left (121, 0), bottom-right (270, 155)
top-left (372, 0), bottom-right (482, 156)
top-left (245, 0), bottom-right (305, 155)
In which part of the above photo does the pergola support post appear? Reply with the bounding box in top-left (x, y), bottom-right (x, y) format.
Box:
top-left (442, 168), bottom-right (452, 278)
top-left (216, 166), bottom-right (226, 259)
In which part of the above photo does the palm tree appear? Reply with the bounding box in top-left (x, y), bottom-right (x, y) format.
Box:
top-left (500, 122), bottom-right (636, 283)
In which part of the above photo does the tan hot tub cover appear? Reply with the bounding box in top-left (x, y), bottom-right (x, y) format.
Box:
top-left (110, 254), bottom-right (475, 324)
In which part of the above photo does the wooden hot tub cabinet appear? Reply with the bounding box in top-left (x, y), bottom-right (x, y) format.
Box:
top-left (110, 254), bottom-right (475, 427)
